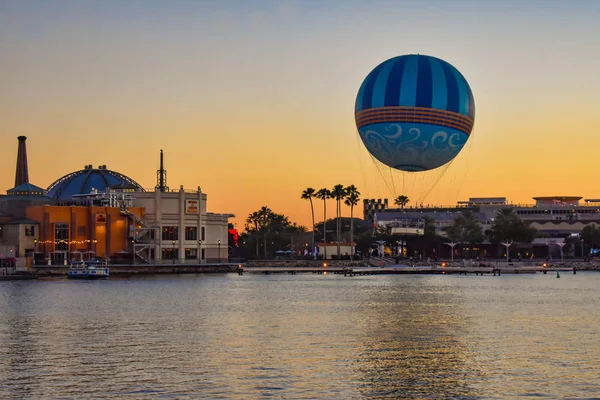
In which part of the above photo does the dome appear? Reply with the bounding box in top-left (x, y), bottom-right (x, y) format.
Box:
top-left (355, 54), bottom-right (475, 119)
top-left (47, 165), bottom-right (145, 201)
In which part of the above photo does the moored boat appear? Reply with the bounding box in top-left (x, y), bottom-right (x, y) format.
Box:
top-left (67, 260), bottom-right (109, 279)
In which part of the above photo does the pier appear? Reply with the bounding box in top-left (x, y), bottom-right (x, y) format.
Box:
top-left (239, 265), bottom-right (578, 276)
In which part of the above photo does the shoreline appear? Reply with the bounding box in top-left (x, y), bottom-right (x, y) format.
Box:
top-left (23, 259), bottom-right (600, 277)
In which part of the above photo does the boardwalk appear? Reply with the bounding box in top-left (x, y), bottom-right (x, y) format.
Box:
top-left (240, 265), bottom-right (577, 276)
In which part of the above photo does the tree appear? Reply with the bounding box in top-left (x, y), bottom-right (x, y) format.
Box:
top-left (581, 224), bottom-right (600, 254)
top-left (419, 216), bottom-right (443, 257)
top-left (245, 210), bottom-right (262, 257)
top-left (487, 208), bottom-right (537, 258)
top-left (444, 210), bottom-right (484, 257)
top-left (394, 195), bottom-right (409, 211)
top-left (301, 188), bottom-right (316, 251)
top-left (331, 184), bottom-right (347, 258)
top-left (285, 223), bottom-right (307, 252)
top-left (257, 206), bottom-right (275, 258)
top-left (344, 185), bottom-right (361, 260)
top-left (314, 188), bottom-right (332, 258)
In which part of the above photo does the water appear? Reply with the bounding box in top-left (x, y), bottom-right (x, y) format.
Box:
top-left (1, 272), bottom-right (599, 399)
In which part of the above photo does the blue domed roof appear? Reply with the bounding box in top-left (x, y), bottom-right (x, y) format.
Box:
top-left (355, 54), bottom-right (475, 119)
top-left (47, 165), bottom-right (144, 201)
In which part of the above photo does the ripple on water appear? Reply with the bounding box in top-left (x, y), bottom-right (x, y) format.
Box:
top-left (1, 273), bottom-right (600, 398)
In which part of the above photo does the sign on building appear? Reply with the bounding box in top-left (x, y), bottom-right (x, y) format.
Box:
top-left (186, 200), bottom-right (199, 214)
top-left (96, 213), bottom-right (107, 224)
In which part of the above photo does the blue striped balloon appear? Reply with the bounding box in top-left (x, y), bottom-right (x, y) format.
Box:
top-left (355, 54), bottom-right (475, 172)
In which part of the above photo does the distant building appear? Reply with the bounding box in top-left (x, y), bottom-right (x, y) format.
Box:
top-left (371, 196), bottom-right (600, 258)
top-left (363, 198), bottom-right (388, 223)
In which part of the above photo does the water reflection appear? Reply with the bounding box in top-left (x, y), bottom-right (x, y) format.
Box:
top-left (353, 277), bottom-right (480, 398)
top-left (1, 273), bottom-right (600, 398)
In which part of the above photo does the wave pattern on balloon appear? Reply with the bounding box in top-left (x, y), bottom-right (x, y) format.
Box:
top-left (355, 54), bottom-right (475, 172)
top-left (358, 123), bottom-right (468, 171)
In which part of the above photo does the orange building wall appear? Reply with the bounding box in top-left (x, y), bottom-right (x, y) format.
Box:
top-left (26, 205), bottom-right (144, 260)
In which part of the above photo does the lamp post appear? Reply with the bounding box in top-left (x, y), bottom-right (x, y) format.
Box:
top-left (172, 240), bottom-right (176, 264)
top-left (501, 241), bottom-right (513, 262)
top-left (198, 239), bottom-right (202, 264)
top-left (218, 239), bottom-right (221, 263)
top-left (557, 242), bottom-right (566, 262)
top-left (445, 242), bottom-right (457, 263)
top-left (132, 239), bottom-right (135, 265)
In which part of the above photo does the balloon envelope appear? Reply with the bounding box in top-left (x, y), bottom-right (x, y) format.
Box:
top-left (355, 54), bottom-right (475, 172)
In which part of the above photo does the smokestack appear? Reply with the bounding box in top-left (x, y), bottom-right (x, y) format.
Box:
top-left (156, 149), bottom-right (168, 192)
top-left (15, 136), bottom-right (29, 187)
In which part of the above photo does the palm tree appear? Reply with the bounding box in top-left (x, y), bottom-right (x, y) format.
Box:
top-left (301, 188), bottom-right (316, 252)
top-left (315, 188), bottom-right (332, 259)
top-left (394, 195), bottom-right (409, 211)
top-left (344, 185), bottom-right (361, 260)
top-left (331, 184), bottom-right (347, 258)
top-left (258, 206), bottom-right (274, 258)
top-left (245, 211), bottom-right (261, 257)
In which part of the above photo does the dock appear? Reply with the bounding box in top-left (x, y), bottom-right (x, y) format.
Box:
top-left (239, 265), bottom-right (578, 276)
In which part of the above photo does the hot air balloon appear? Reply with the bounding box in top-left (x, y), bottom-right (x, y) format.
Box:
top-left (355, 54), bottom-right (475, 173)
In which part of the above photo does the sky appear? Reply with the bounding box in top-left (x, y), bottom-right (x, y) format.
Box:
top-left (1, 0), bottom-right (600, 230)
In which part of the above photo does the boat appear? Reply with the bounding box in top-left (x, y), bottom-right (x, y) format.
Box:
top-left (67, 260), bottom-right (110, 279)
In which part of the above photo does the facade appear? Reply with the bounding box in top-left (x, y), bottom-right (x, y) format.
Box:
top-left (0, 137), bottom-right (232, 265)
top-left (26, 205), bottom-right (144, 264)
top-left (372, 196), bottom-right (600, 257)
top-left (317, 243), bottom-right (355, 259)
top-left (0, 218), bottom-right (39, 258)
top-left (133, 187), bottom-right (230, 263)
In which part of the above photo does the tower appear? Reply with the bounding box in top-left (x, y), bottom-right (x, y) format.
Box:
top-left (155, 149), bottom-right (168, 192)
top-left (15, 136), bottom-right (29, 186)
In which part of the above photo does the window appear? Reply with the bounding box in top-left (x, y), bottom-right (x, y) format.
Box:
top-left (185, 248), bottom-right (197, 259)
top-left (185, 227), bottom-right (197, 241)
top-left (201, 226), bottom-right (205, 241)
top-left (25, 226), bottom-right (36, 236)
top-left (162, 226), bottom-right (178, 241)
top-left (55, 223), bottom-right (69, 252)
top-left (201, 248), bottom-right (205, 260)
top-left (161, 248), bottom-right (177, 260)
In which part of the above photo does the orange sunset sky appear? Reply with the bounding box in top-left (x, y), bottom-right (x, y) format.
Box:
top-left (1, 0), bottom-right (600, 231)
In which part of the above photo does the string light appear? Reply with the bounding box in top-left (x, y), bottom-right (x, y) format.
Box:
top-left (36, 239), bottom-right (98, 244)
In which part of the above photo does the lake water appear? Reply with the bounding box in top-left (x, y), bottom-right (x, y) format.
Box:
top-left (1, 272), bottom-right (599, 399)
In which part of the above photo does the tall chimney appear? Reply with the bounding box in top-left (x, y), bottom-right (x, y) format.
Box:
top-left (15, 136), bottom-right (29, 187)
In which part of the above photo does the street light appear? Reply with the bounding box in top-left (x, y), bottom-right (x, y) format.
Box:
top-left (501, 241), bottom-right (513, 262)
top-left (218, 239), bottom-right (221, 263)
top-left (132, 239), bottom-right (135, 265)
top-left (445, 242), bottom-right (457, 263)
top-left (198, 239), bottom-right (202, 264)
top-left (172, 240), bottom-right (176, 264)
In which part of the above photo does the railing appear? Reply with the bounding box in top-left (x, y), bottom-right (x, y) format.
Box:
top-left (143, 188), bottom-right (201, 194)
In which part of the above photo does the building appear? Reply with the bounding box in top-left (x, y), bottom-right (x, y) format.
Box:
top-left (26, 204), bottom-right (144, 264)
top-left (133, 187), bottom-right (230, 263)
top-left (371, 196), bottom-right (600, 257)
top-left (0, 137), bottom-right (232, 265)
top-left (363, 198), bottom-right (388, 223)
top-left (47, 164), bottom-right (144, 201)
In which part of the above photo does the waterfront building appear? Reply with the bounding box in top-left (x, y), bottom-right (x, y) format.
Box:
top-left (26, 204), bottom-right (144, 264)
top-left (0, 137), bottom-right (232, 265)
top-left (370, 196), bottom-right (600, 257)
top-left (317, 242), bottom-right (356, 260)
top-left (47, 164), bottom-right (144, 202)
